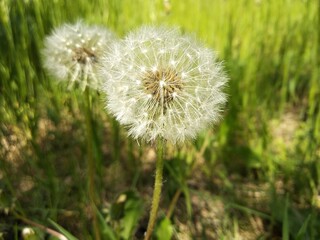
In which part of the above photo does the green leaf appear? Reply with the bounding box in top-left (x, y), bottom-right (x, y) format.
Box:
top-left (108, 190), bottom-right (144, 239)
top-left (155, 217), bottom-right (173, 240)
top-left (96, 208), bottom-right (117, 240)
top-left (110, 193), bottom-right (126, 221)
top-left (119, 191), bottom-right (144, 239)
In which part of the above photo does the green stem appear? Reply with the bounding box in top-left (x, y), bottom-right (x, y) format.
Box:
top-left (14, 213), bottom-right (67, 240)
top-left (166, 189), bottom-right (182, 219)
top-left (144, 138), bottom-right (165, 240)
top-left (84, 88), bottom-right (100, 240)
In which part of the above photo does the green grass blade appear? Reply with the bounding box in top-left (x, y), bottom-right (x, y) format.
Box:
top-left (48, 219), bottom-right (78, 240)
top-left (95, 208), bottom-right (117, 240)
top-left (295, 214), bottom-right (311, 240)
top-left (282, 195), bottom-right (289, 240)
top-left (229, 203), bottom-right (272, 220)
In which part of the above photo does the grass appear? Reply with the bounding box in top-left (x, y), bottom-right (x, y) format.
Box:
top-left (0, 0), bottom-right (319, 239)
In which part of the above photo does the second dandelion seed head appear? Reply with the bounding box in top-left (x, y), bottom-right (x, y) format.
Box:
top-left (43, 21), bottom-right (116, 91)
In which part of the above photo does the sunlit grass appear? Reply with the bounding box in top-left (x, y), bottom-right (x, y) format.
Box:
top-left (0, 0), bottom-right (319, 239)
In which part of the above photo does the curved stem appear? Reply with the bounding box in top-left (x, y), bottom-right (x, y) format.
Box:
top-left (14, 214), bottom-right (67, 240)
top-left (166, 189), bottom-right (182, 219)
top-left (144, 138), bottom-right (165, 240)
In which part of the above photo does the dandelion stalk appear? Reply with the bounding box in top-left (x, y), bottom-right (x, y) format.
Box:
top-left (84, 88), bottom-right (100, 240)
top-left (42, 22), bottom-right (117, 240)
top-left (144, 138), bottom-right (165, 240)
top-left (100, 26), bottom-right (228, 238)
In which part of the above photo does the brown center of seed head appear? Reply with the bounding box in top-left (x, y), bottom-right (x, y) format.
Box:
top-left (72, 47), bottom-right (97, 64)
top-left (142, 68), bottom-right (183, 105)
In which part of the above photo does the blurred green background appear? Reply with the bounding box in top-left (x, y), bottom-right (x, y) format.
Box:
top-left (0, 0), bottom-right (319, 239)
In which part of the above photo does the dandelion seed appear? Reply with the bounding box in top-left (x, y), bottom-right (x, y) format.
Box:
top-left (100, 26), bottom-right (228, 143)
top-left (43, 21), bottom-right (116, 91)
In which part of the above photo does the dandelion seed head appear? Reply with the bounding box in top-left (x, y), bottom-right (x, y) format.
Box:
top-left (43, 20), bottom-right (116, 91)
top-left (100, 26), bottom-right (228, 143)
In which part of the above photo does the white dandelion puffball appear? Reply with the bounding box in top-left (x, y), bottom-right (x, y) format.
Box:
top-left (43, 21), bottom-right (116, 91)
top-left (100, 26), bottom-right (228, 143)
